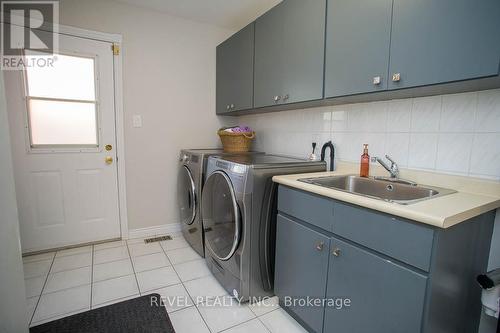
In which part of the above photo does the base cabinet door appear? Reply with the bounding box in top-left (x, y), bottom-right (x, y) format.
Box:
top-left (274, 215), bottom-right (330, 333)
top-left (389, 0), bottom-right (500, 89)
top-left (324, 237), bottom-right (428, 333)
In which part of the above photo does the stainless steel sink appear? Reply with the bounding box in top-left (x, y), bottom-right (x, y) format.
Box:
top-left (298, 175), bottom-right (456, 205)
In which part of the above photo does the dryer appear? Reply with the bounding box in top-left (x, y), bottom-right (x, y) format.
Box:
top-left (201, 154), bottom-right (326, 302)
top-left (178, 149), bottom-right (223, 257)
top-left (177, 149), bottom-right (262, 257)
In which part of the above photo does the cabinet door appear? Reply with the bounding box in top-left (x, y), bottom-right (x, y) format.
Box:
top-left (216, 23), bottom-right (254, 114)
top-left (324, 0), bottom-right (392, 98)
top-left (388, 0), bottom-right (500, 89)
top-left (254, 0), bottom-right (326, 108)
top-left (274, 214), bottom-right (330, 333)
top-left (324, 237), bottom-right (427, 333)
top-left (254, 2), bottom-right (285, 109)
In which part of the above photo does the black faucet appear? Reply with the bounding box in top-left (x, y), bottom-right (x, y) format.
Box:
top-left (320, 141), bottom-right (335, 171)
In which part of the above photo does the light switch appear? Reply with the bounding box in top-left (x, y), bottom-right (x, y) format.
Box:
top-left (132, 115), bottom-right (142, 128)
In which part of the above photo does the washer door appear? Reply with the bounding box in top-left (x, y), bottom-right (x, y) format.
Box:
top-left (202, 171), bottom-right (240, 261)
top-left (178, 165), bottom-right (196, 225)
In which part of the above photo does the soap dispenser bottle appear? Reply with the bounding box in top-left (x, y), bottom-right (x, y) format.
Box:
top-left (360, 144), bottom-right (370, 177)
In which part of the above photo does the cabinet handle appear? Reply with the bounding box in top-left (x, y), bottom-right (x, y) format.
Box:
top-left (282, 94), bottom-right (289, 101)
top-left (315, 241), bottom-right (324, 251)
top-left (392, 73), bottom-right (401, 82)
top-left (373, 76), bottom-right (381, 85)
top-left (332, 248), bottom-right (341, 257)
top-left (273, 95), bottom-right (281, 103)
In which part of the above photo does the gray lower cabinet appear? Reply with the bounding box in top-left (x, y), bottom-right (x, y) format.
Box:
top-left (324, 237), bottom-right (427, 333)
top-left (275, 185), bottom-right (495, 333)
top-left (216, 23), bottom-right (254, 114)
top-left (324, 0), bottom-right (393, 97)
top-left (388, 0), bottom-right (500, 89)
top-left (253, 0), bottom-right (326, 108)
top-left (274, 214), bottom-right (330, 333)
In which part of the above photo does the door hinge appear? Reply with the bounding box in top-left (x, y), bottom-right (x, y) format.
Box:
top-left (112, 44), bottom-right (120, 55)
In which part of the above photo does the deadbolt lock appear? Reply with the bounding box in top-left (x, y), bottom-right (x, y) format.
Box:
top-left (105, 144), bottom-right (113, 151)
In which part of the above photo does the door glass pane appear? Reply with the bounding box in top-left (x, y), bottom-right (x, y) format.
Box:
top-left (25, 52), bottom-right (96, 101)
top-left (178, 166), bottom-right (196, 225)
top-left (29, 99), bottom-right (97, 146)
top-left (202, 172), bottom-right (238, 260)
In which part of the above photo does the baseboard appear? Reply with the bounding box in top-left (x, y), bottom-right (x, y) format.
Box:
top-left (127, 223), bottom-right (182, 240)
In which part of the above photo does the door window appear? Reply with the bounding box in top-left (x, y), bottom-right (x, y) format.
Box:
top-left (178, 166), bottom-right (196, 225)
top-left (202, 171), bottom-right (240, 260)
top-left (24, 51), bottom-right (98, 147)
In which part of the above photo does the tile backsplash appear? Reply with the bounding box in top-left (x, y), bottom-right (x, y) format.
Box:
top-left (238, 89), bottom-right (500, 180)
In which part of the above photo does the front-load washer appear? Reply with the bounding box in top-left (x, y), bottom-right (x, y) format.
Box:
top-left (177, 149), bottom-right (263, 257)
top-left (201, 154), bottom-right (326, 302)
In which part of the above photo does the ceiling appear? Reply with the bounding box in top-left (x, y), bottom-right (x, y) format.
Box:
top-left (113, 0), bottom-right (282, 30)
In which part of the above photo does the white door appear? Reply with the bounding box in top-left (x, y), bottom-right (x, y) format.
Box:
top-left (4, 31), bottom-right (121, 253)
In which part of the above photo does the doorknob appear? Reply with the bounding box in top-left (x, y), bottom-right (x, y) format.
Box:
top-left (105, 156), bottom-right (113, 165)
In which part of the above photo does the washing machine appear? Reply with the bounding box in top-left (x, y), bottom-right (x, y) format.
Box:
top-left (201, 154), bottom-right (326, 302)
top-left (177, 149), bottom-right (263, 257)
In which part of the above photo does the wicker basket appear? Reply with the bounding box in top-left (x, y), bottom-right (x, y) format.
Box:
top-left (217, 130), bottom-right (255, 153)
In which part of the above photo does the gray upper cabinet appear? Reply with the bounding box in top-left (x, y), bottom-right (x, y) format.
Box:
top-left (323, 237), bottom-right (427, 333)
top-left (216, 0), bottom-right (500, 115)
top-left (254, 0), bottom-right (326, 108)
top-left (324, 0), bottom-right (393, 98)
top-left (274, 214), bottom-right (330, 333)
top-left (216, 23), bottom-right (254, 114)
top-left (388, 0), bottom-right (500, 90)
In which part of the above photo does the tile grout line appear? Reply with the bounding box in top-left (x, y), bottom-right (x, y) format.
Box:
top-left (159, 240), bottom-right (213, 333)
top-left (90, 242), bottom-right (193, 292)
top-left (29, 252), bottom-right (56, 326)
top-left (27, 239), bottom-right (283, 332)
top-left (38, 282), bottom-right (93, 298)
top-left (92, 294), bottom-right (140, 309)
top-left (39, 249), bottom-right (93, 275)
top-left (193, 291), bottom-right (278, 333)
top-left (90, 245), bottom-right (94, 309)
top-left (125, 241), bottom-right (141, 296)
top-left (158, 241), bottom-right (191, 300)
top-left (466, 93), bottom-right (480, 176)
top-left (30, 307), bottom-right (93, 327)
top-left (26, 239), bottom-right (191, 326)
top-left (255, 307), bottom-right (281, 333)
top-left (217, 315), bottom-right (260, 333)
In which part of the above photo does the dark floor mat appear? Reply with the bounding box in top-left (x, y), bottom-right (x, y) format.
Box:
top-left (30, 294), bottom-right (175, 333)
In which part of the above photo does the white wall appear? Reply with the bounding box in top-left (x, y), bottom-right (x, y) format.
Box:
top-left (58, 0), bottom-right (235, 230)
top-left (0, 75), bottom-right (28, 331)
top-left (239, 89), bottom-right (500, 332)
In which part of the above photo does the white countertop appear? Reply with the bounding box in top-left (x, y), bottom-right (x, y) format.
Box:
top-left (272, 164), bottom-right (500, 229)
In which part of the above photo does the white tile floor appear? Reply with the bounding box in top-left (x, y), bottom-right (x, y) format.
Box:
top-left (23, 233), bottom-right (307, 332)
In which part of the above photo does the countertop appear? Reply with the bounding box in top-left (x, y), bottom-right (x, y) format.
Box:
top-left (272, 163), bottom-right (500, 228)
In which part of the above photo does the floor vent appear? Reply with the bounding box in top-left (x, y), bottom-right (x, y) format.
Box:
top-left (144, 235), bottom-right (172, 243)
